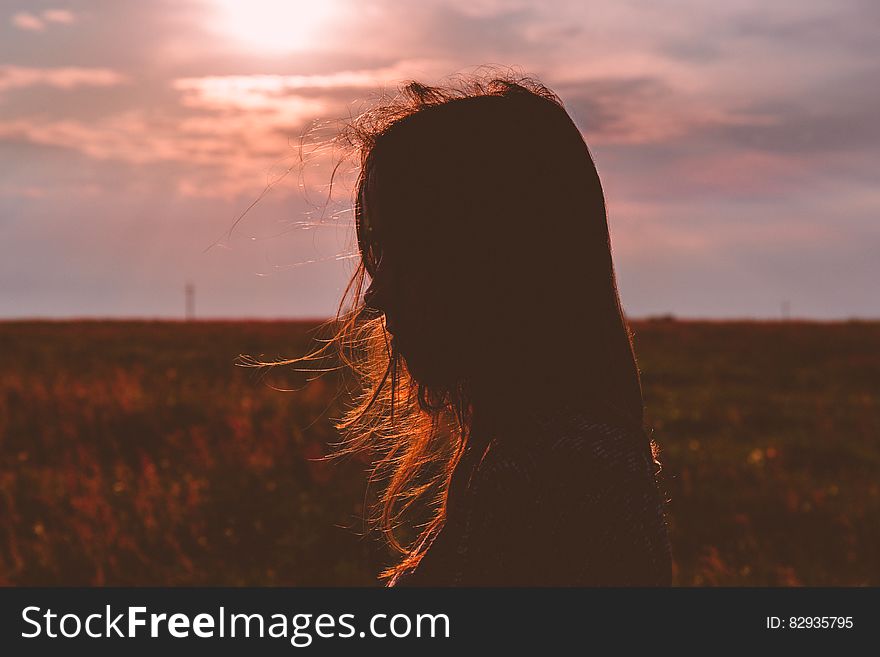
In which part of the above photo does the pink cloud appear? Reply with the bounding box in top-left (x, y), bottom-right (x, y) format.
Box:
top-left (588, 100), bottom-right (769, 146)
top-left (0, 114), bottom-right (253, 166)
top-left (10, 12), bottom-right (44, 31)
top-left (10, 8), bottom-right (75, 32)
top-left (42, 9), bottom-right (75, 24)
top-left (172, 62), bottom-right (439, 110)
top-left (0, 108), bottom-right (339, 199)
top-left (607, 195), bottom-right (844, 267)
top-left (175, 77), bottom-right (331, 118)
top-left (671, 150), bottom-right (814, 196)
top-left (0, 66), bottom-right (127, 93)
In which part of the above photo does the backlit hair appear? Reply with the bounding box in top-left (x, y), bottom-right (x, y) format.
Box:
top-left (288, 71), bottom-right (645, 582)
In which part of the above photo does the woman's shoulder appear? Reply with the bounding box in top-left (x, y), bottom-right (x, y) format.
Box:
top-left (496, 401), bottom-right (657, 475)
top-left (463, 401), bottom-right (673, 586)
top-left (467, 401), bottom-right (662, 511)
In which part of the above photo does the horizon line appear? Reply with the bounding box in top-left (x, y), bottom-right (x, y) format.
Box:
top-left (1, 314), bottom-right (878, 324)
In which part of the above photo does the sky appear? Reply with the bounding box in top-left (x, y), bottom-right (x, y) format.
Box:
top-left (0, 0), bottom-right (878, 319)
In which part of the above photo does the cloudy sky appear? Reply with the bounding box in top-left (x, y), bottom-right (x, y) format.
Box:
top-left (1, 0), bottom-right (877, 319)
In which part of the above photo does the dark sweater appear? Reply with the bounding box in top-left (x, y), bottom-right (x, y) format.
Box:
top-left (392, 402), bottom-right (673, 586)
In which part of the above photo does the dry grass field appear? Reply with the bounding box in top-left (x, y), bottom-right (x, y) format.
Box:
top-left (1, 319), bottom-right (877, 585)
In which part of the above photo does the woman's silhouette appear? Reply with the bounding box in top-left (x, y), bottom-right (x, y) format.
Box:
top-left (325, 74), bottom-right (672, 586)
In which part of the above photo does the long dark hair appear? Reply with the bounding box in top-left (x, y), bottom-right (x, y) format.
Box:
top-left (289, 72), bottom-right (645, 582)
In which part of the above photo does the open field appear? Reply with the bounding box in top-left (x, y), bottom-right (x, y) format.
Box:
top-left (1, 320), bottom-right (878, 585)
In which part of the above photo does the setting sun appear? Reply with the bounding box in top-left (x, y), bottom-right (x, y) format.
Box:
top-left (210, 0), bottom-right (337, 52)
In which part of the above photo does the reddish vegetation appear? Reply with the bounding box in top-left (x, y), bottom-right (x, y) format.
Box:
top-left (0, 319), bottom-right (878, 585)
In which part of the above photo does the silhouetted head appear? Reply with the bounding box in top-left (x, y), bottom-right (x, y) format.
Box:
top-left (353, 77), bottom-right (641, 424)
top-left (327, 73), bottom-right (645, 580)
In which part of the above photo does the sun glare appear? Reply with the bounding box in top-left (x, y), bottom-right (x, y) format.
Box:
top-left (211, 0), bottom-right (337, 53)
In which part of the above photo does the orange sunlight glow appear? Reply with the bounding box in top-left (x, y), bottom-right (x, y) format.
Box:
top-left (210, 0), bottom-right (338, 53)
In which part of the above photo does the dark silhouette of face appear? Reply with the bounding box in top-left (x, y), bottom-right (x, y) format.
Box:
top-left (356, 87), bottom-right (641, 414)
top-left (360, 191), bottom-right (469, 386)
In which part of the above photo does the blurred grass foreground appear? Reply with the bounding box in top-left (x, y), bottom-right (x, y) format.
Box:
top-left (0, 319), bottom-right (878, 586)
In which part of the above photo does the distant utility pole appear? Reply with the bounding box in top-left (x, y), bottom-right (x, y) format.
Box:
top-left (185, 282), bottom-right (196, 320)
top-left (781, 300), bottom-right (790, 321)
